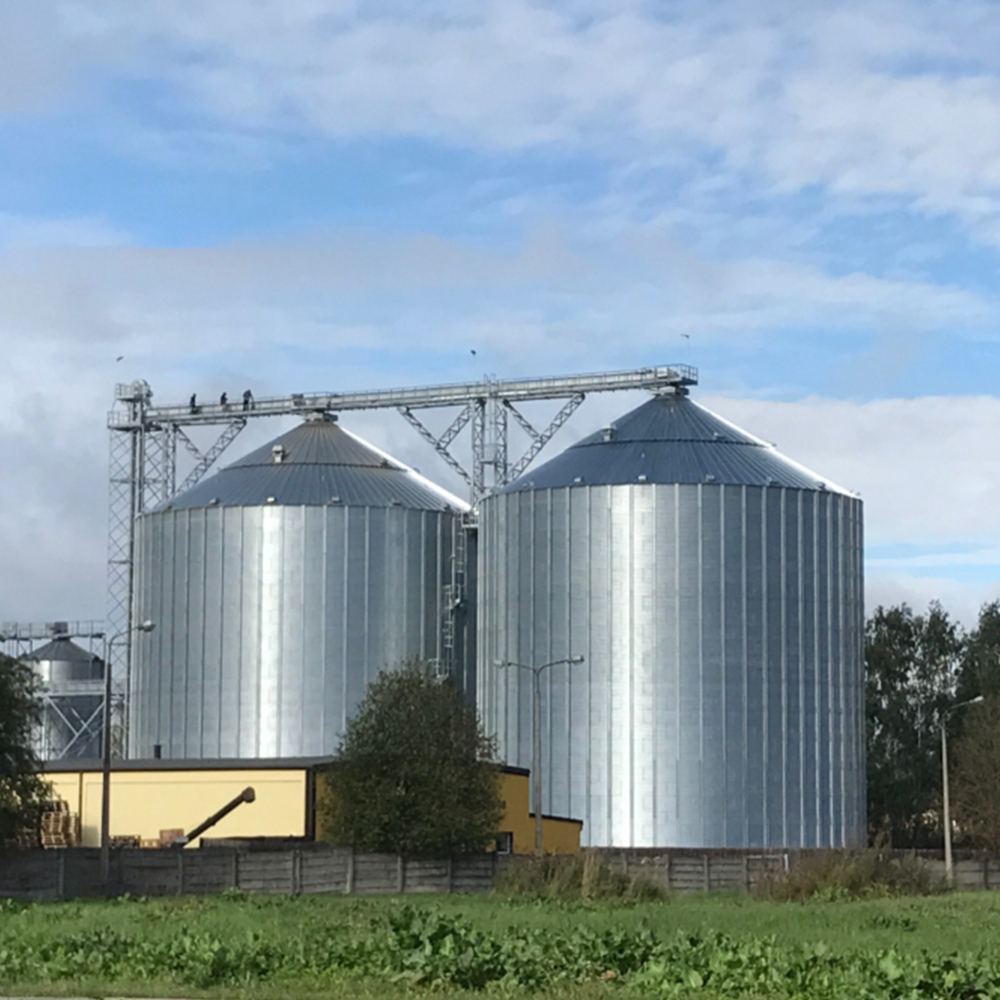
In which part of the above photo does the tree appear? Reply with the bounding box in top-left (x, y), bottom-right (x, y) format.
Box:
top-left (0, 653), bottom-right (48, 846)
top-left (951, 696), bottom-right (1000, 853)
top-left (866, 602), bottom-right (962, 847)
top-left (957, 600), bottom-right (1000, 704)
top-left (320, 664), bottom-right (501, 856)
top-left (950, 602), bottom-right (1000, 852)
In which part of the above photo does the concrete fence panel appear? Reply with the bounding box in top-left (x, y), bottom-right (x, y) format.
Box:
top-left (5, 846), bottom-right (1000, 901)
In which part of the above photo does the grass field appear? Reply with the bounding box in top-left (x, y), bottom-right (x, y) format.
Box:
top-left (3, 890), bottom-right (1000, 998)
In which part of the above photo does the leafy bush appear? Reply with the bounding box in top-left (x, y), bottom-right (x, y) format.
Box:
top-left (495, 850), bottom-right (668, 902)
top-left (5, 901), bottom-right (1000, 998)
top-left (757, 850), bottom-right (946, 902)
top-left (319, 663), bottom-right (501, 856)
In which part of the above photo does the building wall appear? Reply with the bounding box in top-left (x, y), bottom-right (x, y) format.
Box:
top-left (44, 769), bottom-right (307, 847)
top-left (497, 770), bottom-right (582, 854)
top-left (42, 765), bottom-right (581, 854)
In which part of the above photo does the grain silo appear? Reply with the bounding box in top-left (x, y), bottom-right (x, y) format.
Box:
top-left (24, 637), bottom-right (105, 759)
top-left (129, 414), bottom-right (470, 759)
top-left (478, 388), bottom-right (865, 848)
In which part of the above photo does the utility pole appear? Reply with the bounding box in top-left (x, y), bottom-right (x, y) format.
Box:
top-left (494, 655), bottom-right (584, 855)
top-left (101, 620), bottom-right (155, 886)
top-left (941, 694), bottom-right (983, 882)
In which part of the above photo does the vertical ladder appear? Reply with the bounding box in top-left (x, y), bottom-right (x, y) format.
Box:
top-left (442, 517), bottom-right (468, 671)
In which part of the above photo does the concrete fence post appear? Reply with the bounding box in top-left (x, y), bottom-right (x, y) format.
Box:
top-left (57, 850), bottom-right (66, 899)
top-left (292, 849), bottom-right (302, 894)
top-left (345, 849), bottom-right (355, 895)
top-left (177, 850), bottom-right (185, 896)
top-left (446, 856), bottom-right (453, 893)
top-left (703, 854), bottom-right (710, 892)
top-left (397, 854), bottom-right (405, 893)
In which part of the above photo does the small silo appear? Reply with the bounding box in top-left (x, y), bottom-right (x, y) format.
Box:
top-left (24, 637), bottom-right (105, 759)
top-left (130, 414), bottom-right (469, 759)
top-left (478, 389), bottom-right (865, 848)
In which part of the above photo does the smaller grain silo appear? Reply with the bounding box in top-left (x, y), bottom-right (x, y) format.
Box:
top-left (479, 388), bottom-right (865, 849)
top-left (129, 414), bottom-right (471, 760)
top-left (24, 637), bottom-right (105, 759)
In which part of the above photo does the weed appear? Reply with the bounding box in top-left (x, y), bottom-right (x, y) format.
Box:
top-left (495, 850), bottom-right (668, 902)
top-left (757, 849), bottom-right (946, 901)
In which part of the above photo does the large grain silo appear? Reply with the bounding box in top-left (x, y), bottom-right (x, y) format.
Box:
top-left (478, 389), bottom-right (865, 848)
top-left (129, 414), bottom-right (470, 759)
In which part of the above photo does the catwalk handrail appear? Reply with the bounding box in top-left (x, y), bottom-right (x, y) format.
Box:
top-left (107, 364), bottom-right (698, 429)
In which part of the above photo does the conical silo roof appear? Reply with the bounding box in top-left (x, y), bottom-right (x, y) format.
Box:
top-left (500, 393), bottom-right (850, 494)
top-left (23, 637), bottom-right (101, 665)
top-left (24, 637), bottom-right (104, 683)
top-left (162, 416), bottom-right (467, 511)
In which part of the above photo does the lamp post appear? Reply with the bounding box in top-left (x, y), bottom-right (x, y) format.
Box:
top-left (494, 655), bottom-right (584, 856)
top-left (941, 694), bottom-right (984, 882)
top-left (101, 620), bottom-right (155, 884)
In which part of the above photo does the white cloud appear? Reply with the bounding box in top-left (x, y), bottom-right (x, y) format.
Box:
top-left (700, 393), bottom-right (1000, 625)
top-left (703, 392), bottom-right (1000, 549)
top-left (0, 212), bottom-right (130, 253)
top-left (865, 571), bottom-right (1000, 628)
top-left (2, 0), bottom-right (993, 235)
top-left (0, 0), bottom-right (140, 113)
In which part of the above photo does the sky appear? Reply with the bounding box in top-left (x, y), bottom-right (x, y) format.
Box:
top-left (2, 0), bottom-right (1000, 628)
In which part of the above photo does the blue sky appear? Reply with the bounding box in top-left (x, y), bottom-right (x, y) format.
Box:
top-left (3, 0), bottom-right (1000, 625)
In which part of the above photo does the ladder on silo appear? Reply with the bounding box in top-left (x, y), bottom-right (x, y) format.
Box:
top-left (442, 518), bottom-right (469, 669)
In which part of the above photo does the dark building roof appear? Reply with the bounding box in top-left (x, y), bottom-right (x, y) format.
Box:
top-left (500, 394), bottom-right (852, 494)
top-left (40, 756), bottom-right (338, 773)
top-left (158, 418), bottom-right (467, 512)
top-left (41, 757), bottom-right (533, 776)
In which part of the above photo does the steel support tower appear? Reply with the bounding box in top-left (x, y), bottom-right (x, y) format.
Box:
top-left (0, 622), bottom-right (107, 760)
top-left (107, 364), bottom-right (698, 734)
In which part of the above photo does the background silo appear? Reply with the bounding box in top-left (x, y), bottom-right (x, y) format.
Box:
top-left (478, 389), bottom-right (865, 848)
top-left (129, 413), bottom-right (469, 759)
top-left (24, 637), bottom-right (105, 759)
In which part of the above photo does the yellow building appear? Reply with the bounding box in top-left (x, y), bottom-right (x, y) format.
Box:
top-left (495, 765), bottom-right (582, 855)
top-left (41, 758), bottom-right (581, 854)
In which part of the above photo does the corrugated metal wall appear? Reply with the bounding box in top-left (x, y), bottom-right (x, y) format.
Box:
top-left (130, 504), bottom-right (455, 758)
top-left (478, 482), bottom-right (865, 848)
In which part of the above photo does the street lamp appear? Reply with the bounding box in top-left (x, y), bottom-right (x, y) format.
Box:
top-left (494, 655), bottom-right (585, 856)
top-left (101, 620), bottom-right (155, 884)
top-left (941, 694), bottom-right (984, 882)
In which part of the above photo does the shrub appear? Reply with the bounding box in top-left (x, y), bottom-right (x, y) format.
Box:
top-left (757, 849), bottom-right (945, 901)
top-left (495, 850), bottom-right (668, 902)
top-left (319, 663), bottom-right (501, 856)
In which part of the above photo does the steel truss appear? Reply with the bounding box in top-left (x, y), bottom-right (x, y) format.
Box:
top-left (0, 622), bottom-right (108, 761)
top-left (106, 364), bottom-right (698, 735)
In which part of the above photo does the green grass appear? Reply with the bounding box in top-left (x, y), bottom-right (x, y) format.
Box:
top-left (3, 891), bottom-right (1000, 998)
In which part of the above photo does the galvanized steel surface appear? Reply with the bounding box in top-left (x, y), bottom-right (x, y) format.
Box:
top-left (130, 419), bottom-right (463, 759)
top-left (24, 638), bottom-right (105, 760)
top-left (130, 503), bottom-right (455, 758)
top-left (24, 638), bottom-right (104, 682)
top-left (480, 395), bottom-right (865, 848)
